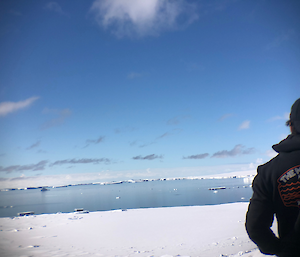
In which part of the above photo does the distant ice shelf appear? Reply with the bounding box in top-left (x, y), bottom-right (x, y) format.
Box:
top-left (0, 174), bottom-right (254, 191)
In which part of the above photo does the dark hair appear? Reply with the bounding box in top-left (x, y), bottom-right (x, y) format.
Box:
top-left (286, 120), bottom-right (299, 135)
top-left (286, 120), bottom-right (292, 127)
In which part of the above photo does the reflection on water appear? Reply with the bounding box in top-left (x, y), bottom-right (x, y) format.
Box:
top-left (0, 178), bottom-right (253, 217)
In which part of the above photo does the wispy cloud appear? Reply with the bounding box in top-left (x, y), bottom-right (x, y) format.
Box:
top-left (167, 116), bottom-right (181, 125)
top-left (45, 2), bottom-right (69, 17)
top-left (37, 150), bottom-right (47, 154)
top-left (0, 96), bottom-right (39, 117)
top-left (129, 140), bottom-right (153, 148)
top-left (183, 153), bottom-right (209, 159)
top-left (41, 108), bottom-right (71, 130)
top-left (212, 144), bottom-right (255, 158)
top-left (238, 120), bottom-right (250, 130)
top-left (133, 129), bottom-right (181, 148)
top-left (266, 29), bottom-right (295, 50)
top-left (0, 161), bottom-right (48, 173)
top-left (114, 127), bottom-right (135, 134)
top-left (87, 137), bottom-right (105, 144)
top-left (167, 115), bottom-right (189, 125)
top-left (9, 10), bottom-right (22, 16)
top-left (130, 140), bottom-right (154, 148)
top-left (84, 136), bottom-right (105, 148)
top-left (129, 140), bottom-right (139, 146)
top-left (0, 157), bottom-right (112, 173)
top-left (267, 112), bottom-right (289, 122)
top-left (127, 72), bottom-right (143, 79)
top-left (266, 149), bottom-right (277, 158)
top-left (132, 154), bottom-right (163, 160)
top-left (50, 158), bottom-right (111, 166)
top-left (90, 0), bottom-right (198, 38)
top-left (206, 0), bottom-right (239, 12)
top-left (139, 142), bottom-right (155, 148)
top-left (218, 113), bottom-right (234, 121)
top-left (185, 62), bottom-right (205, 72)
top-left (26, 140), bottom-right (41, 150)
top-left (156, 132), bottom-right (171, 140)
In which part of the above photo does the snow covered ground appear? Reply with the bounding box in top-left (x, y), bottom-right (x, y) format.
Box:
top-left (0, 202), bottom-right (276, 257)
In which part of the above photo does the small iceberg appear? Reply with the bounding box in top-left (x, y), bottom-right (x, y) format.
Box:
top-left (208, 187), bottom-right (226, 190)
top-left (18, 211), bottom-right (34, 216)
top-left (74, 208), bottom-right (89, 213)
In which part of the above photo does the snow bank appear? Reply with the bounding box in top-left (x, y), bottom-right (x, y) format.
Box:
top-left (0, 202), bottom-right (275, 257)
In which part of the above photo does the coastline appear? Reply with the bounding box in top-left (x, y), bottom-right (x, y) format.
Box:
top-left (0, 202), bottom-right (273, 257)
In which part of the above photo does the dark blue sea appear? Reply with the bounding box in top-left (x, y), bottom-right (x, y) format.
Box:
top-left (0, 177), bottom-right (253, 218)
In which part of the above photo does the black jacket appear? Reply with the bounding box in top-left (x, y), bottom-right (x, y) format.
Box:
top-left (246, 134), bottom-right (300, 256)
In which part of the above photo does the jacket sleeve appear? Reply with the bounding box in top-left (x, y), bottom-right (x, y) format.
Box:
top-left (245, 167), bottom-right (281, 255)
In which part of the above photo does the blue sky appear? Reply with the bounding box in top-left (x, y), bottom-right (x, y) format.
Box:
top-left (0, 0), bottom-right (299, 188)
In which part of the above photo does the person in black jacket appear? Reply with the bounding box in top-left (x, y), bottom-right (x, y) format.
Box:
top-left (246, 98), bottom-right (300, 257)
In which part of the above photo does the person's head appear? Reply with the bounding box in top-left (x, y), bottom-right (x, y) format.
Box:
top-left (286, 98), bottom-right (300, 135)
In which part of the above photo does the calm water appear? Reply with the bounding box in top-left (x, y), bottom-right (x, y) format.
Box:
top-left (0, 178), bottom-right (253, 217)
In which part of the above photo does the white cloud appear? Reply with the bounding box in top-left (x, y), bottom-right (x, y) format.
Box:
top-left (266, 29), bottom-right (295, 50)
top-left (90, 0), bottom-right (198, 37)
top-left (0, 160), bottom-right (48, 173)
top-left (256, 158), bottom-right (263, 164)
top-left (185, 61), bottom-right (205, 72)
top-left (266, 149), bottom-right (278, 158)
top-left (212, 144), bottom-right (255, 158)
top-left (0, 158), bottom-right (112, 174)
top-left (9, 10), bottom-right (22, 16)
top-left (238, 120), bottom-right (250, 130)
top-left (84, 136), bottom-right (105, 148)
top-left (266, 149), bottom-right (277, 158)
top-left (0, 96), bottom-right (39, 117)
top-left (284, 112), bottom-right (290, 120)
top-left (267, 112), bottom-right (289, 122)
top-left (218, 113), bottom-right (233, 122)
top-left (127, 72), bottom-right (143, 79)
top-left (183, 153), bottom-right (209, 159)
top-left (132, 154), bottom-right (163, 160)
top-left (41, 108), bottom-right (72, 130)
top-left (45, 2), bottom-right (68, 16)
top-left (26, 140), bottom-right (41, 150)
top-left (249, 158), bottom-right (263, 169)
top-left (167, 115), bottom-right (189, 125)
top-left (50, 158), bottom-right (111, 166)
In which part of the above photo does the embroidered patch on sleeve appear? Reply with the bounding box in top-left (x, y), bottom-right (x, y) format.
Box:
top-left (278, 165), bottom-right (300, 208)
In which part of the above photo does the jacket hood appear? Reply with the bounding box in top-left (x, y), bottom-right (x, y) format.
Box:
top-left (272, 134), bottom-right (300, 153)
top-left (290, 98), bottom-right (300, 134)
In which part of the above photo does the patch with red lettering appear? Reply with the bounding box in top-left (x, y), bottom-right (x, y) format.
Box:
top-left (278, 165), bottom-right (300, 208)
